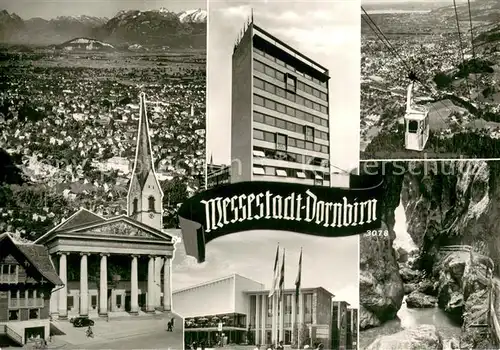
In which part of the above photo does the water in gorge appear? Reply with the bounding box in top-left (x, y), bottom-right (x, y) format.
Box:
top-left (360, 196), bottom-right (461, 348)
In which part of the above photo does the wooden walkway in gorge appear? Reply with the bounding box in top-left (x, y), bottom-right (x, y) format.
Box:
top-left (439, 245), bottom-right (499, 345)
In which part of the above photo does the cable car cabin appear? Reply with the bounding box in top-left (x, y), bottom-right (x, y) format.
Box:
top-left (404, 82), bottom-right (429, 152)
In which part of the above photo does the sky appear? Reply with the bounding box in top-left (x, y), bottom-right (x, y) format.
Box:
top-left (206, 0), bottom-right (361, 173)
top-left (2, 0), bottom-right (206, 19)
top-left (170, 229), bottom-right (359, 307)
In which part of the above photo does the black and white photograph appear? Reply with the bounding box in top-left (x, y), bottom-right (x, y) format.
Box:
top-left (174, 234), bottom-right (359, 350)
top-left (0, 0), bottom-right (206, 348)
top-left (360, 0), bottom-right (500, 160)
top-left (206, 0), bottom-right (360, 188)
top-left (359, 160), bottom-right (500, 349)
top-left (176, 1), bottom-right (360, 349)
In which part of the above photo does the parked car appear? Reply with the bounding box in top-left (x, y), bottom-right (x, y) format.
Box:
top-left (71, 317), bottom-right (94, 328)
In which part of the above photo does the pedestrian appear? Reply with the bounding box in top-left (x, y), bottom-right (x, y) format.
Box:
top-left (277, 341), bottom-right (284, 350)
top-left (200, 339), bottom-right (205, 350)
top-left (253, 344), bottom-right (260, 350)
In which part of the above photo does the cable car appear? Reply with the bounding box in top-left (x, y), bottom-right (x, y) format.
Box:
top-left (404, 81), bottom-right (429, 151)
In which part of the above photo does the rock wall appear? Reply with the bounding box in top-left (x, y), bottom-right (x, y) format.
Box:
top-left (359, 162), bottom-right (405, 329)
top-left (360, 160), bottom-right (500, 330)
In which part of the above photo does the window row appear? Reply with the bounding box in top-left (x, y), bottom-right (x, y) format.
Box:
top-left (8, 308), bottom-right (40, 321)
top-left (254, 129), bottom-right (329, 154)
top-left (253, 94), bottom-right (328, 128)
top-left (253, 147), bottom-right (329, 168)
top-left (253, 47), bottom-right (327, 89)
top-left (9, 289), bottom-right (44, 309)
top-left (132, 196), bottom-right (156, 213)
top-left (253, 166), bottom-right (328, 184)
top-left (253, 76), bottom-right (328, 115)
top-left (0, 264), bottom-right (18, 283)
top-left (253, 111), bottom-right (329, 141)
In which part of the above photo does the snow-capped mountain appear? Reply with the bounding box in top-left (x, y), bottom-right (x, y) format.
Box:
top-left (178, 9), bottom-right (207, 24)
top-left (51, 15), bottom-right (108, 27)
top-left (0, 8), bottom-right (206, 48)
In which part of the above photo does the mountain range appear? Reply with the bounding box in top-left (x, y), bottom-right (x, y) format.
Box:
top-left (0, 8), bottom-right (207, 49)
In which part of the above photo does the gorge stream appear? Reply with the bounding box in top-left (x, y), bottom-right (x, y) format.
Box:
top-left (360, 197), bottom-right (461, 349)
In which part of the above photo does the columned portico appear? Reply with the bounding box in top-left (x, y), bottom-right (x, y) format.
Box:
top-left (58, 252), bottom-right (68, 319)
top-left (35, 210), bottom-right (175, 321)
top-left (130, 255), bottom-right (139, 314)
top-left (99, 253), bottom-right (109, 316)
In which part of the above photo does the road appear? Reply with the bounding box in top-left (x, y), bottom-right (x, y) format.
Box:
top-left (68, 328), bottom-right (183, 349)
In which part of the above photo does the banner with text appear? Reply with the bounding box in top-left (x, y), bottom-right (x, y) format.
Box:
top-left (178, 176), bottom-right (383, 263)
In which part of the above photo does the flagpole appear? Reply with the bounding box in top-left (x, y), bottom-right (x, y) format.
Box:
top-left (296, 248), bottom-right (303, 349)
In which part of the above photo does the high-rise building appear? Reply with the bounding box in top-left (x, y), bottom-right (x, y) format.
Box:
top-left (231, 20), bottom-right (331, 186)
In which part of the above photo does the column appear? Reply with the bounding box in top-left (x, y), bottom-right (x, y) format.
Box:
top-left (260, 295), bottom-right (266, 345)
top-left (163, 257), bottom-right (172, 311)
top-left (58, 252), bottom-right (68, 319)
top-left (155, 257), bottom-right (162, 307)
top-left (49, 255), bottom-right (59, 317)
top-left (80, 253), bottom-right (89, 316)
top-left (291, 293), bottom-right (296, 345)
top-left (99, 254), bottom-right (108, 316)
top-left (130, 255), bottom-right (139, 314)
top-left (146, 255), bottom-right (155, 313)
top-left (255, 294), bottom-right (261, 345)
top-left (279, 296), bottom-right (284, 343)
top-left (271, 294), bottom-right (276, 344)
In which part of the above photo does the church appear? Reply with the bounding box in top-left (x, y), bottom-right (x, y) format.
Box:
top-left (34, 93), bottom-right (176, 319)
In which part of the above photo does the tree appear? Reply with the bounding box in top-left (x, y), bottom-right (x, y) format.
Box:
top-left (433, 72), bottom-right (452, 89)
top-left (162, 177), bottom-right (188, 228)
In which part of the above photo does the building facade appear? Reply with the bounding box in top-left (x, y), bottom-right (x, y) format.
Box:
top-left (0, 233), bottom-right (63, 346)
top-left (346, 307), bottom-right (358, 350)
top-left (231, 21), bottom-right (332, 186)
top-left (34, 93), bottom-right (175, 320)
top-left (176, 274), bottom-right (351, 349)
top-left (247, 287), bottom-right (334, 348)
top-left (175, 275), bottom-right (263, 347)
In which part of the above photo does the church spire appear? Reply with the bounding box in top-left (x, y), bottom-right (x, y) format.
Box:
top-left (127, 92), bottom-right (163, 230)
top-left (133, 92), bottom-right (154, 186)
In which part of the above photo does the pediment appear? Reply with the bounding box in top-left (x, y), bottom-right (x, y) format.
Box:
top-left (66, 217), bottom-right (172, 242)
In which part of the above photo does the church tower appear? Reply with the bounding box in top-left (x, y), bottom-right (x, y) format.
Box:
top-left (127, 92), bottom-right (163, 230)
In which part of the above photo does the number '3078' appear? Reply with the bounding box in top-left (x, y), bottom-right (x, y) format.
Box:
top-left (364, 230), bottom-right (389, 237)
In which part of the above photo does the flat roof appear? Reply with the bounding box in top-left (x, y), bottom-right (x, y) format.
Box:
top-left (253, 24), bottom-right (328, 75)
top-left (245, 286), bottom-right (334, 298)
top-left (173, 273), bottom-right (262, 294)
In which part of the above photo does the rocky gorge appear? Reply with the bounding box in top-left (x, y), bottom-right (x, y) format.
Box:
top-left (360, 161), bottom-right (500, 349)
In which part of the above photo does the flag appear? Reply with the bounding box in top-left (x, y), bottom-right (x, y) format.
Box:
top-left (269, 245), bottom-right (280, 298)
top-left (278, 249), bottom-right (285, 301)
top-left (295, 248), bottom-right (302, 303)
